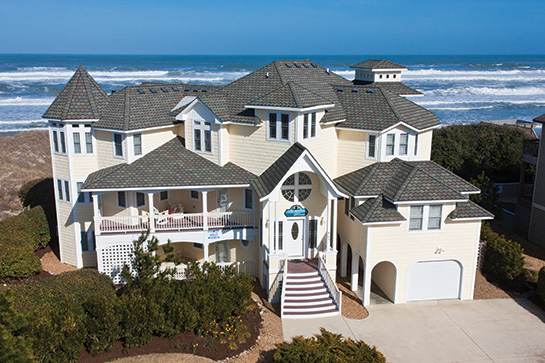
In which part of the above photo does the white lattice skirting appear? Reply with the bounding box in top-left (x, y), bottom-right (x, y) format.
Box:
top-left (97, 243), bottom-right (134, 284)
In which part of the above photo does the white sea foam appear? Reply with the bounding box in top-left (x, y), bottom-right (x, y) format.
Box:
top-left (0, 97), bottom-right (55, 106)
top-left (427, 106), bottom-right (495, 111)
top-left (0, 120), bottom-right (47, 125)
top-left (422, 86), bottom-right (545, 96)
top-left (404, 69), bottom-right (545, 82)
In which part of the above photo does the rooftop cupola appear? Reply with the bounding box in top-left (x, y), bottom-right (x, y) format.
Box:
top-left (350, 59), bottom-right (407, 83)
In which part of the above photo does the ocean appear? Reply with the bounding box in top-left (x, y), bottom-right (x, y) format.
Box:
top-left (1, 54), bottom-right (545, 134)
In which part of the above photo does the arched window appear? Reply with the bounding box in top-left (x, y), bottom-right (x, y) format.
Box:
top-left (281, 172), bottom-right (312, 202)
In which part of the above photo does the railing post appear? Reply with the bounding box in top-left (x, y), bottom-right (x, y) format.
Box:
top-left (148, 193), bottom-right (155, 232)
top-left (92, 194), bottom-right (101, 236)
top-left (202, 191), bottom-right (208, 231)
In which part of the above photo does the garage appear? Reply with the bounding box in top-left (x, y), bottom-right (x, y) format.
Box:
top-left (405, 260), bottom-right (462, 302)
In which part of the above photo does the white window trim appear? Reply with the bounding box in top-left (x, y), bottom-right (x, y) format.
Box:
top-left (302, 112), bottom-right (317, 141)
top-left (243, 188), bottom-right (254, 210)
top-left (133, 133), bottom-right (143, 157)
top-left (189, 190), bottom-right (200, 200)
top-left (381, 130), bottom-right (417, 159)
top-left (56, 178), bottom-right (70, 203)
top-left (52, 125), bottom-right (68, 155)
top-left (280, 172), bottom-right (312, 203)
top-left (72, 125), bottom-right (95, 156)
top-left (367, 133), bottom-right (378, 159)
top-left (159, 190), bottom-right (169, 201)
top-left (193, 119), bottom-right (213, 154)
top-left (135, 192), bottom-right (146, 208)
top-left (267, 112), bottom-right (291, 142)
top-left (113, 133), bottom-right (124, 158)
top-left (80, 229), bottom-right (95, 253)
top-left (407, 204), bottom-right (444, 233)
top-left (76, 181), bottom-right (92, 204)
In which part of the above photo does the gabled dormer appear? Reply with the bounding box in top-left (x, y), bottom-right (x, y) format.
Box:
top-left (350, 59), bottom-right (407, 83)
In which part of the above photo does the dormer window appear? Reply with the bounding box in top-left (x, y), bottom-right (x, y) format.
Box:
top-left (194, 120), bottom-right (212, 153)
top-left (302, 112), bottom-right (317, 140)
top-left (268, 113), bottom-right (290, 141)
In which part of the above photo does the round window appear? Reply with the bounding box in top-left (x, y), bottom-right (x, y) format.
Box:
top-left (240, 240), bottom-right (250, 248)
top-left (281, 172), bottom-right (312, 203)
top-left (291, 222), bottom-right (299, 240)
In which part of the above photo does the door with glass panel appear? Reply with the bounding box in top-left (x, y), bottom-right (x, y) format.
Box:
top-left (284, 218), bottom-right (305, 257)
top-left (217, 189), bottom-right (229, 213)
top-left (215, 241), bottom-right (230, 263)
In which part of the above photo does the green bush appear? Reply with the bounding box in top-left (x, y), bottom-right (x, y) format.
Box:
top-left (82, 292), bottom-right (121, 356)
top-left (273, 328), bottom-right (386, 363)
top-left (0, 291), bottom-right (33, 363)
top-left (481, 223), bottom-right (526, 289)
top-left (18, 178), bottom-right (54, 208)
top-left (0, 205), bottom-right (50, 251)
top-left (0, 243), bottom-right (41, 281)
top-left (117, 290), bottom-right (163, 347)
top-left (537, 267), bottom-right (545, 304)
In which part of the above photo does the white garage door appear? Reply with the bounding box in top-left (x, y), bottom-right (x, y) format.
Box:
top-left (406, 260), bottom-right (462, 302)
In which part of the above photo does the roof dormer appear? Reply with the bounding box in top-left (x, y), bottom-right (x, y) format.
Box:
top-left (350, 59), bottom-right (407, 83)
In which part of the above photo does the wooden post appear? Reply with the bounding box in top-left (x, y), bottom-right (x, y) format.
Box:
top-left (148, 193), bottom-right (155, 232)
top-left (92, 194), bottom-right (101, 235)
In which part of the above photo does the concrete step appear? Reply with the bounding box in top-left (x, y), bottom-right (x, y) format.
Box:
top-left (283, 303), bottom-right (336, 313)
top-left (285, 286), bottom-right (327, 294)
top-left (285, 292), bottom-right (331, 300)
top-left (285, 281), bottom-right (324, 289)
top-left (283, 309), bottom-right (339, 318)
top-left (287, 271), bottom-right (319, 278)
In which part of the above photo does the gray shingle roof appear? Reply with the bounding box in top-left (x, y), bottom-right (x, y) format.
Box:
top-left (252, 143), bottom-right (307, 198)
top-left (249, 81), bottom-right (333, 109)
top-left (448, 201), bottom-right (494, 220)
top-left (82, 136), bottom-right (255, 190)
top-left (350, 196), bottom-right (406, 224)
top-left (334, 87), bottom-right (439, 131)
top-left (534, 113), bottom-right (545, 123)
top-left (351, 59), bottom-right (407, 70)
top-left (93, 84), bottom-right (215, 131)
top-left (351, 81), bottom-right (422, 96)
top-left (335, 159), bottom-right (476, 202)
top-left (43, 65), bottom-right (108, 120)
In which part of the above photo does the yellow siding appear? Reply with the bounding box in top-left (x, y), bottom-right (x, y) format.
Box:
top-left (415, 130), bottom-right (433, 160)
top-left (57, 202), bottom-right (77, 266)
top-left (53, 154), bottom-right (70, 179)
top-left (336, 130), bottom-right (377, 177)
top-left (185, 103), bottom-right (220, 165)
top-left (95, 130), bottom-right (125, 169)
top-left (302, 123), bottom-right (339, 178)
top-left (141, 128), bottom-right (176, 155)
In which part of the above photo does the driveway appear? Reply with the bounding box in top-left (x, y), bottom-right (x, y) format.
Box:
top-left (282, 298), bottom-right (545, 363)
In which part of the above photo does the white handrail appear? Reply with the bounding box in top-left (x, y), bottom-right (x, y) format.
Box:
top-left (280, 254), bottom-right (288, 318)
top-left (318, 252), bottom-right (342, 314)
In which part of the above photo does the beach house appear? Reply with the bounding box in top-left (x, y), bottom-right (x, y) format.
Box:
top-left (43, 59), bottom-right (493, 317)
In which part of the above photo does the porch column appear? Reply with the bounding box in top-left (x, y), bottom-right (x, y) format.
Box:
top-left (202, 191), bottom-right (208, 230)
top-left (331, 197), bottom-right (337, 252)
top-left (340, 241), bottom-right (347, 277)
top-left (325, 193), bottom-right (331, 251)
top-left (148, 193), bottom-right (155, 232)
top-left (268, 201), bottom-right (274, 253)
top-left (351, 253), bottom-right (359, 292)
top-left (203, 242), bottom-right (209, 262)
top-left (92, 194), bottom-right (101, 236)
top-left (363, 265), bottom-right (372, 306)
top-left (274, 201), bottom-right (279, 254)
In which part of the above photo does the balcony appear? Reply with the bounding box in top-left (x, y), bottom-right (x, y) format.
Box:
top-left (96, 211), bottom-right (254, 235)
top-left (522, 139), bottom-right (540, 165)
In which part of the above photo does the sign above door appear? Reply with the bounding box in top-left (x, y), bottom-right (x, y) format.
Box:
top-left (284, 205), bottom-right (308, 217)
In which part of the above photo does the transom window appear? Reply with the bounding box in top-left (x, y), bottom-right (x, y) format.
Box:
top-left (281, 172), bottom-right (312, 203)
top-left (268, 113), bottom-right (290, 141)
top-left (302, 112), bottom-right (317, 140)
top-left (194, 120), bottom-right (212, 153)
top-left (409, 205), bottom-right (443, 231)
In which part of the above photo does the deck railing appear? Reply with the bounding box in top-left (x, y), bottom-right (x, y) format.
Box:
top-left (96, 211), bottom-right (254, 235)
top-left (280, 254), bottom-right (288, 318)
top-left (318, 252), bottom-right (342, 315)
top-left (162, 261), bottom-right (255, 281)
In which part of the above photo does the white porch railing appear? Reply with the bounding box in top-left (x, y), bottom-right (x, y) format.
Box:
top-left (96, 211), bottom-right (254, 235)
top-left (318, 251), bottom-right (342, 315)
top-left (161, 261), bottom-right (254, 280)
top-left (280, 254), bottom-right (288, 318)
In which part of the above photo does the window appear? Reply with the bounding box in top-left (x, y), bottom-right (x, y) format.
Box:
top-left (240, 240), bottom-right (250, 248)
top-left (368, 134), bottom-right (377, 158)
top-left (64, 181), bottom-right (70, 201)
top-left (136, 192), bottom-right (145, 207)
top-left (276, 221), bottom-right (283, 250)
top-left (350, 197), bottom-right (355, 221)
top-left (160, 191), bottom-right (168, 201)
top-left (244, 189), bottom-right (253, 210)
top-left (409, 205), bottom-right (443, 231)
top-left (268, 113), bottom-right (290, 141)
top-left (76, 182), bottom-right (90, 204)
top-left (57, 179), bottom-right (63, 201)
top-left (193, 120), bottom-right (212, 153)
top-left (193, 243), bottom-right (203, 249)
top-left (85, 132), bottom-right (93, 153)
top-left (60, 131), bottom-right (66, 153)
top-left (414, 134), bottom-right (419, 155)
top-left (117, 192), bottom-right (126, 208)
top-left (113, 133), bottom-right (123, 157)
top-left (344, 196), bottom-right (356, 220)
top-left (386, 134), bottom-right (395, 156)
top-left (281, 172), bottom-right (312, 203)
top-left (409, 205), bottom-right (424, 231)
top-left (428, 205), bottom-right (442, 230)
top-left (73, 132), bottom-right (81, 153)
top-left (80, 230), bottom-right (89, 252)
top-left (134, 133), bottom-right (142, 156)
top-left (302, 112), bottom-right (317, 140)
top-left (80, 230), bottom-right (95, 252)
top-left (399, 133), bottom-right (408, 155)
top-left (190, 190), bottom-right (199, 199)
top-left (53, 130), bottom-right (59, 152)
top-left (309, 219), bottom-right (318, 249)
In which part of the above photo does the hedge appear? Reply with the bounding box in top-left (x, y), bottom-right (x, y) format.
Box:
top-left (0, 291), bottom-right (33, 363)
top-left (0, 243), bottom-right (41, 281)
top-left (537, 267), bottom-right (545, 305)
top-left (481, 223), bottom-right (526, 290)
top-left (273, 328), bottom-right (386, 362)
top-left (0, 205), bottom-right (50, 251)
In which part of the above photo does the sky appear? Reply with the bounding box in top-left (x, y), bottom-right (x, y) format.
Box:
top-left (0, 0), bottom-right (544, 55)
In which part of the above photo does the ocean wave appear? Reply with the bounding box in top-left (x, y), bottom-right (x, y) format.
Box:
top-left (416, 99), bottom-right (545, 106)
top-left (0, 120), bottom-right (47, 125)
top-left (422, 86), bottom-right (545, 96)
top-left (427, 106), bottom-right (495, 111)
top-left (404, 68), bottom-right (545, 82)
top-left (0, 97), bottom-right (55, 106)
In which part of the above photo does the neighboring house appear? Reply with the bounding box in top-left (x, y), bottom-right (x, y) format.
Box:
top-left (524, 113), bottom-right (545, 246)
top-left (44, 59), bottom-right (493, 318)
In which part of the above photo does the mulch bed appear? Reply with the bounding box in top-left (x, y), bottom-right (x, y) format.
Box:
top-left (78, 301), bottom-right (263, 363)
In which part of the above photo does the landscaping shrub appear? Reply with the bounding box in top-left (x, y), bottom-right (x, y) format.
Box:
top-left (273, 328), bottom-right (386, 363)
top-left (537, 267), bottom-right (545, 304)
top-left (0, 205), bottom-right (50, 251)
top-left (0, 291), bottom-right (33, 363)
top-left (0, 243), bottom-right (41, 281)
top-left (481, 223), bottom-right (526, 289)
top-left (82, 292), bottom-right (121, 356)
top-left (18, 178), bottom-right (53, 208)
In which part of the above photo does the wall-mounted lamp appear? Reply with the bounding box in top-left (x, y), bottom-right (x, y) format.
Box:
top-left (265, 219), bottom-right (269, 228)
top-left (320, 216), bottom-right (325, 225)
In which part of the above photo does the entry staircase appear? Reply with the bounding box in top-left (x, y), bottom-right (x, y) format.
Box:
top-left (281, 258), bottom-right (341, 318)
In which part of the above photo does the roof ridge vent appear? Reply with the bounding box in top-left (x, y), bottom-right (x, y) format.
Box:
top-left (326, 68), bottom-right (330, 74)
top-left (352, 88), bottom-right (359, 93)
top-left (366, 88), bottom-right (374, 93)
top-left (266, 72), bottom-right (269, 78)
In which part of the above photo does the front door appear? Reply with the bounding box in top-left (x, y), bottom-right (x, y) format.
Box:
top-left (284, 218), bottom-right (304, 257)
top-left (215, 241), bottom-right (230, 263)
top-left (217, 189), bottom-right (229, 212)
